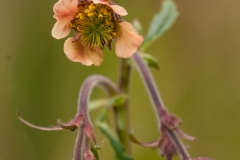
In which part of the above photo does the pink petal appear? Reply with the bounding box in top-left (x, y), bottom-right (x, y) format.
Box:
top-left (109, 5), bottom-right (128, 16)
top-left (92, 0), bottom-right (127, 16)
top-left (64, 38), bottom-right (103, 66)
top-left (52, 0), bottom-right (78, 39)
top-left (53, 0), bottom-right (78, 19)
top-left (92, 0), bottom-right (108, 4)
top-left (52, 20), bottom-right (71, 39)
top-left (115, 22), bottom-right (144, 58)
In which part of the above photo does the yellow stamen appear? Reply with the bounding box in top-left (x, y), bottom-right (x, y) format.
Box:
top-left (88, 3), bottom-right (96, 10)
top-left (69, 2), bottom-right (117, 49)
top-left (88, 12), bottom-right (94, 17)
top-left (98, 14), bottom-right (103, 19)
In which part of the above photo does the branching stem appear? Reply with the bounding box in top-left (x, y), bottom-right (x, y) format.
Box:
top-left (73, 75), bottom-right (118, 160)
top-left (132, 52), bottom-right (191, 160)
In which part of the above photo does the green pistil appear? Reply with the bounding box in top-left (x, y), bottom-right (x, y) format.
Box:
top-left (70, 2), bottom-right (116, 49)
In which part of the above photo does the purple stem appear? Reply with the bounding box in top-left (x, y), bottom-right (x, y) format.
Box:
top-left (73, 75), bottom-right (118, 160)
top-left (73, 123), bottom-right (85, 160)
top-left (132, 52), bottom-right (191, 160)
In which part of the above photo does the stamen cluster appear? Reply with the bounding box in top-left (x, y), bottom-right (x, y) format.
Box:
top-left (70, 2), bottom-right (116, 49)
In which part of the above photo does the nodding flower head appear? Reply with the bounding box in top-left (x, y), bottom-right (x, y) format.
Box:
top-left (52, 0), bottom-right (144, 66)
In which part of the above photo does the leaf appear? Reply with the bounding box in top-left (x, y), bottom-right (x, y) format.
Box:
top-left (95, 96), bottom-right (133, 160)
top-left (89, 99), bottom-right (108, 112)
top-left (141, 53), bottom-right (160, 70)
top-left (89, 94), bottom-right (127, 112)
top-left (141, 0), bottom-right (178, 51)
top-left (112, 94), bottom-right (127, 107)
top-left (96, 113), bottom-right (133, 160)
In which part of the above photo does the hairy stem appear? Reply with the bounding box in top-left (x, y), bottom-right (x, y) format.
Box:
top-left (132, 52), bottom-right (191, 160)
top-left (73, 123), bottom-right (85, 160)
top-left (163, 123), bottom-right (190, 160)
top-left (76, 75), bottom-right (118, 134)
top-left (73, 75), bottom-right (118, 160)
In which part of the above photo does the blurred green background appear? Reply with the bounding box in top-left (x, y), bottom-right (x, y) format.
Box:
top-left (1, 0), bottom-right (240, 159)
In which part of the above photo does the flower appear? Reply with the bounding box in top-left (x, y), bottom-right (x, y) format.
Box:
top-left (52, 0), bottom-right (144, 66)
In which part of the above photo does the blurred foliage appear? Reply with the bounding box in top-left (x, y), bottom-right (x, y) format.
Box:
top-left (1, 0), bottom-right (240, 160)
top-left (96, 94), bottom-right (132, 160)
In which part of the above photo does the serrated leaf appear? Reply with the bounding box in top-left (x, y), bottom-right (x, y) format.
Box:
top-left (141, 0), bottom-right (178, 51)
top-left (141, 53), bottom-right (160, 70)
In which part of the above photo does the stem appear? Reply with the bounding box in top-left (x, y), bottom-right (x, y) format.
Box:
top-left (132, 52), bottom-right (166, 124)
top-left (73, 75), bottom-right (118, 159)
top-left (163, 123), bottom-right (190, 160)
top-left (114, 58), bottom-right (132, 154)
top-left (77, 75), bottom-right (118, 115)
top-left (73, 124), bottom-right (85, 160)
top-left (132, 52), bottom-right (191, 160)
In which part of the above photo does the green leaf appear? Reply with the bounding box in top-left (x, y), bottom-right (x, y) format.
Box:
top-left (89, 99), bottom-right (107, 112)
top-left (141, 53), bottom-right (160, 70)
top-left (141, 0), bottom-right (178, 51)
top-left (96, 114), bottom-right (133, 160)
top-left (89, 94), bottom-right (127, 112)
top-left (95, 95), bottom-right (133, 160)
top-left (112, 94), bottom-right (127, 107)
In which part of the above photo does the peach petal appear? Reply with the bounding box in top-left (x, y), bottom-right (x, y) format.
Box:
top-left (52, 0), bottom-right (78, 39)
top-left (52, 20), bottom-right (71, 39)
top-left (53, 0), bottom-right (78, 19)
top-left (92, 0), bottom-right (108, 4)
top-left (92, 0), bottom-right (127, 16)
top-left (115, 22), bottom-right (144, 58)
top-left (64, 38), bottom-right (103, 66)
top-left (108, 5), bottom-right (128, 16)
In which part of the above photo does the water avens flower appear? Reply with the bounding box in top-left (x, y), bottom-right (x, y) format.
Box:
top-left (52, 0), bottom-right (143, 66)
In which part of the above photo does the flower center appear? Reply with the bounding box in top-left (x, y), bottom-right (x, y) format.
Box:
top-left (70, 2), bottom-right (116, 49)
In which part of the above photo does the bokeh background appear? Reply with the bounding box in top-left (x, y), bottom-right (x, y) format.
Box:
top-left (1, 0), bottom-right (240, 159)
